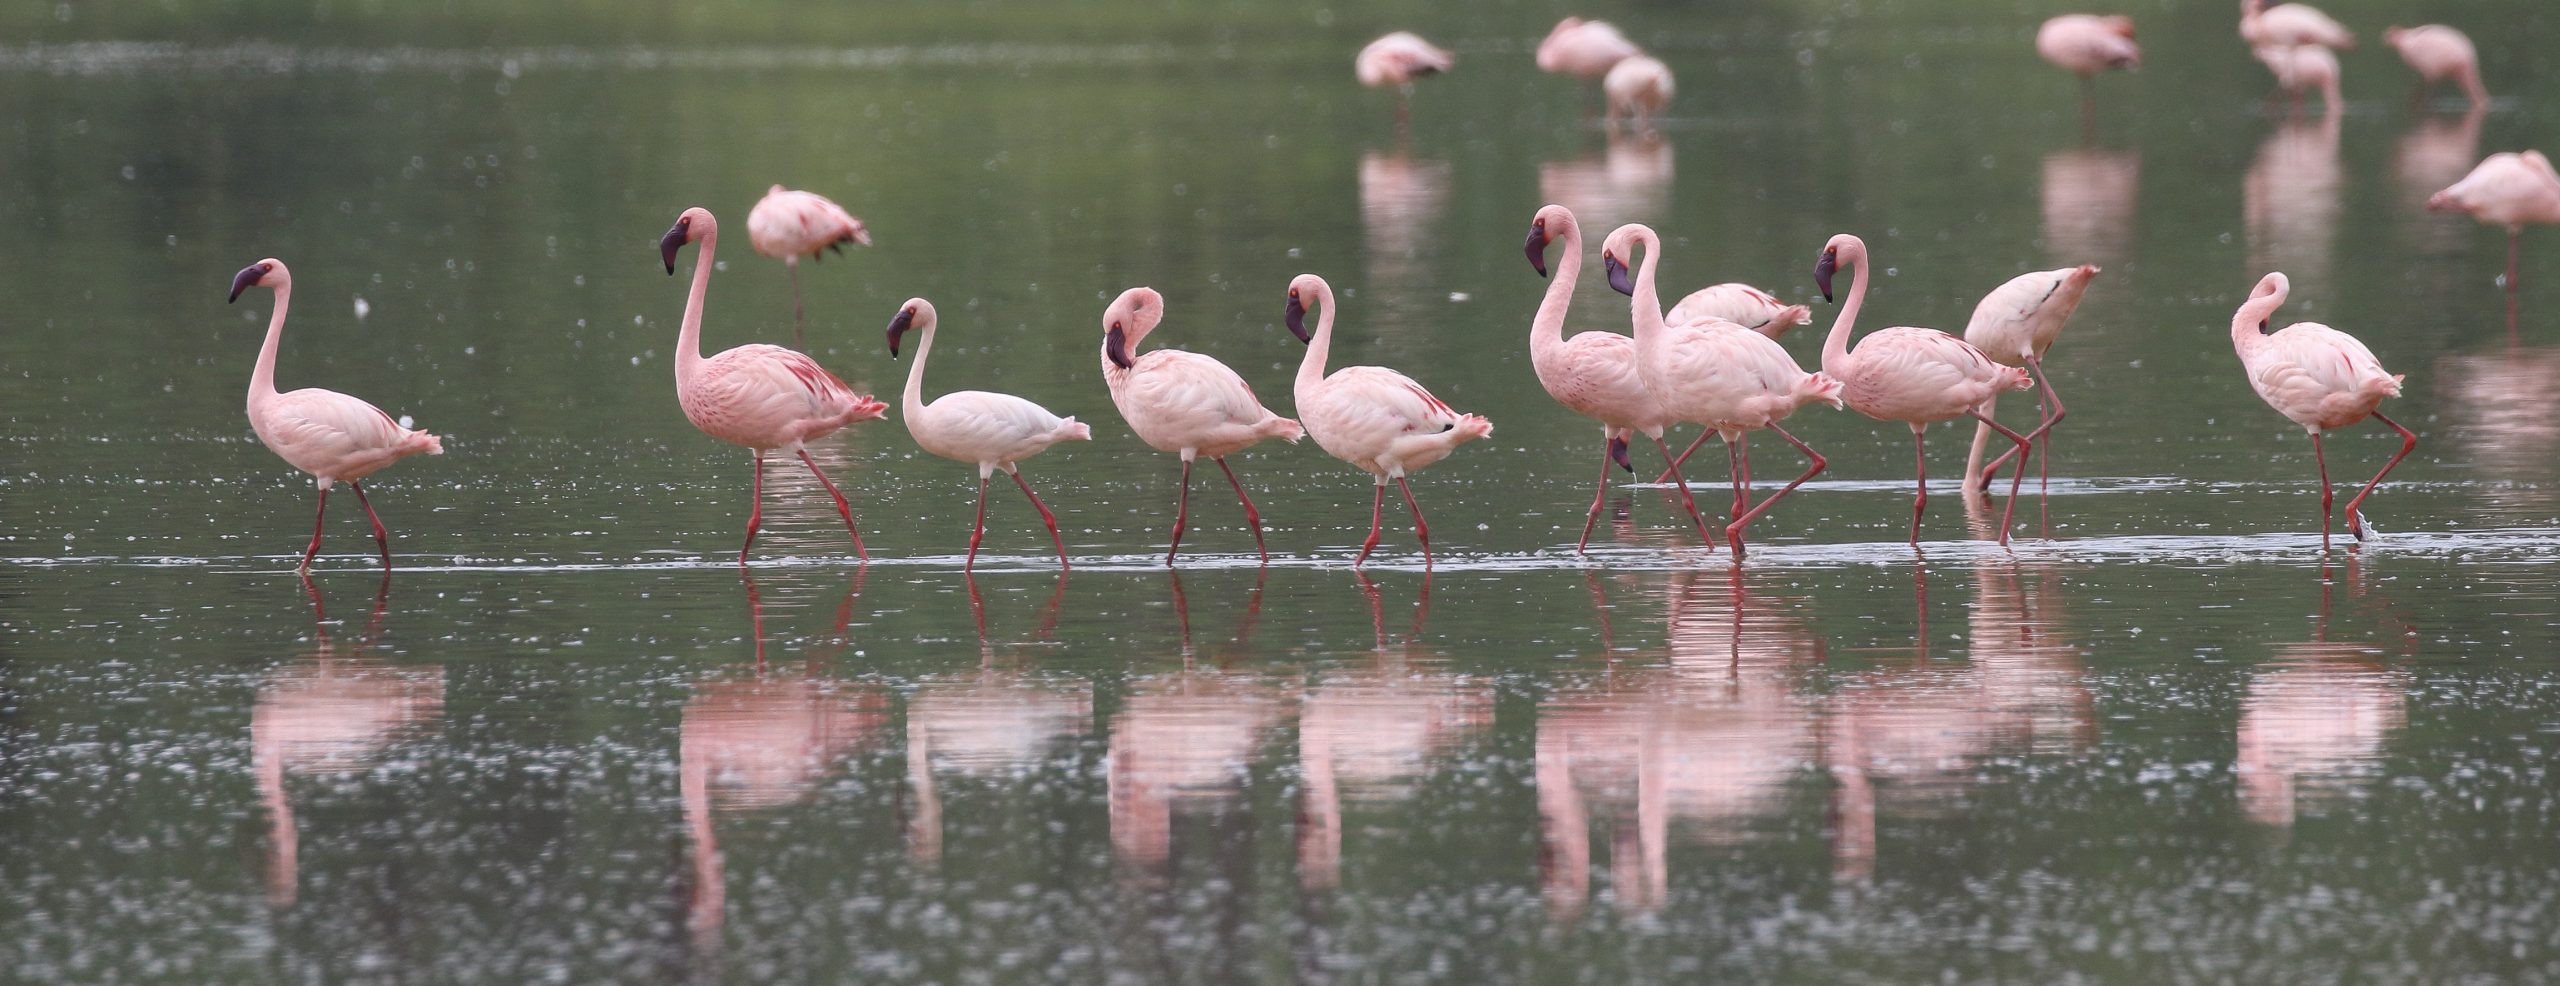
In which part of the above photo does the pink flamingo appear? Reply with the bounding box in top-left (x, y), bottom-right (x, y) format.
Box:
top-left (2240, 0), bottom-right (2353, 50)
top-left (2038, 14), bottom-right (2141, 80)
top-left (2427, 151), bottom-right (2560, 291)
top-left (1522, 204), bottom-right (1681, 551)
top-left (1356, 32), bottom-right (1453, 125)
top-left (1604, 224), bottom-right (1842, 559)
top-left (888, 298), bottom-right (1090, 569)
top-left (2230, 272), bottom-right (2415, 541)
top-left (2384, 25), bottom-right (2487, 109)
top-left (1602, 55), bottom-right (1674, 133)
top-left (1286, 273), bottom-right (1492, 567)
top-left (2255, 44), bottom-right (2343, 114)
top-left (230, 259), bottom-right (444, 573)
top-left (746, 184), bottom-right (872, 346)
top-left (1665, 283), bottom-right (1811, 339)
top-left (1099, 286), bottom-right (1304, 563)
top-left (660, 207), bottom-right (889, 564)
top-left (1813, 234), bottom-right (2036, 545)
top-left (1537, 17), bottom-right (1641, 81)
top-left (1962, 264), bottom-right (2099, 493)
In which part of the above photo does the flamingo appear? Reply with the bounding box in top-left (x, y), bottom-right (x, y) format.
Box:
top-left (2038, 14), bottom-right (2141, 80)
top-left (1602, 55), bottom-right (1674, 133)
top-left (888, 298), bottom-right (1090, 570)
top-left (660, 207), bottom-right (889, 564)
top-left (1962, 264), bottom-right (2100, 493)
top-left (1536, 17), bottom-right (1641, 81)
top-left (2229, 272), bottom-right (2415, 542)
top-left (1356, 32), bottom-right (1454, 125)
top-left (1285, 273), bottom-right (1492, 567)
top-left (2384, 25), bottom-right (2487, 109)
top-left (1098, 286), bottom-right (1304, 564)
top-left (1522, 204), bottom-right (1682, 551)
top-left (1813, 234), bottom-right (2036, 545)
top-left (1665, 283), bottom-right (1812, 339)
top-left (2255, 44), bottom-right (2343, 114)
top-left (230, 259), bottom-right (444, 573)
top-left (2240, 0), bottom-right (2353, 50)
top-left (2427, 151), bottom-right (2560, 291)
top-left (1603, 223), bottom-right (1842, 559)
top-left (746, 184), bottom-right (872, 346)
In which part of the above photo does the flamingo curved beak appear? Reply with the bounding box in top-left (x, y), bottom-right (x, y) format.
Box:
top-left (1814, 250), bottom-right (1839, 303)
top-left (1524, 225), bottom-right (1551, 278)
top-left (1604, 254), bottom-right (1633, 296)
top-left (1105, 325), bottom-right (1134, 370)
top-left (227, 264), bottom-right (263, 303)
top-left (1284, 294), bottom-right (1312, 343)
top-left (659, 220), bottom-right (688, 275)
top-left (886, 307), bottom-right (915, 358)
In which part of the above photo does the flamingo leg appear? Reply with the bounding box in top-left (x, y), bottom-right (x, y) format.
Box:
top-left (1651, 430), bottom-right (1720, 483)
top-left (348, 480), bottom-right (392, 570)
top-left (2509, 230), bottom-right (2523, 295)
top-left (1908, 428), bottom-right (1929, 546)
top-left (1724, 423), bottom-right (1827, 561)
top-left (2312, 430), bottom-right (2333, 544)
top-left (1215, 457), bottom-right (1270, 563)
top-left (299, 487), bottom-right (331, 574)
top-left (1166, 457), bottom-right (1194, 566)
top-left (1967, 409), bottom-right (2034, 545)
top-left (1979, 355), bottom-right (2068, 489)
top-left (1726, 435), bottom-right (1747, 523)
top-left (1355, 481), bottom-right (1386, 567)
top-left (1010, 470), bottom-right (1069, 568)
top-left (1395, 475), bottom-right (1433, 568)
top-left (739, 451), bottom-right (765, 565)
top-left (788, 258), bottom-right (806, 349)
top-left (1651, 435), bottom-right (1715, 543)
top-left (797, 449), bottom-right (869, 561)
top-left (2344, 411), bottom-right (2419, 541)
top-left (1577, 436), bottom-right (1613, 555)
top-left (966, 475), bottom-right (990, 571)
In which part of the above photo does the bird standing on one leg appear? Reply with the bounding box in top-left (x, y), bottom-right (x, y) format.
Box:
top-left (747, 185), bottom-right (872, 348)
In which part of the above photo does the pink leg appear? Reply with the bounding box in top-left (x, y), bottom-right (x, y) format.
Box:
top-left (789, 260), bottom-right (805, 349)
top-left (1215, 457), bottom-right (1270, 562)
top-left (348, 480), bottom-right (392, 570)
top-left (299, 487), bottom-right (330, 574)
top-left (738, 451), bottom-right (766, 565)
top-left (797, 449), bottom-right (869, 560)
top-left (2344, 411), bottom-right (2419, 541)
top-left (1651, 436), bottom-right (1715, 543)
top-left (1651, 430), bottom-right (1719, 483)
top-left (2311, 430), bottom-right (2334, 545)
top-left (1011, 470), bottom-right (1068, 568)
top-left (1725, 424), bottom-right (1827, 561)
top-left (1354, 482), bottom-right (1386, 567)
top-left (1577, 438), bottom-right (1613, 555)
top-left (1908, 429), bottom-right (1929, 546)
top-left (2509, 230), bottom-right (2522, 295)
top-left (1967, 409), bottom-right (2034, 545)
top-left (1981, 355), bottom-right (2067, 488)
top-left (1396, 475), bottom-right (1433, 569)
top-left (1726, 435), bottom-right (1747, 523)
top-left (966, 475), bottom-right (990, 571)
top-left (1166, 457), bottom-right (1194, 566)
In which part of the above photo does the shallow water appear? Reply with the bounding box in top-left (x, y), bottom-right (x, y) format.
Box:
top-left (8, 2), bottom-right (2560, 982)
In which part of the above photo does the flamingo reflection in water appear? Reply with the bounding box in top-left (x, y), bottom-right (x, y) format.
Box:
top-left (2395, 104), bottom-right (2487, 258)
top-left (1360, 150), bottom-right (1456, 338)
top-left (1537, 569), bottom-right (1823, 917)
top-left (904, 573), bottom-right (1086, 865)
top-left (2244, 104), bottom-right (2344, 297)
top-left (1108, 573), bottom-right (1289, 877)
top-left (1537, 128), bottom-right (1673, 235)
top-left (2235, 555), bottom-right (2414, 829)
top-left (2042, 147), bottom-right (2140, 269)
top-left (2431, 345), bottom-right (2560, 514)
top-left (681, 573), bottom-right (888, 953)
top-left (255, 577), bottom-right (444, 907)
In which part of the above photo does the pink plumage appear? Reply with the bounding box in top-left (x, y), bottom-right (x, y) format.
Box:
top-left (1287, 273), bottom-right (1490, 567)
top-left (1099, 286), bottom-right (1302, 563)
top-left (1536, 17), bottom-right (1641, 81)
top-left (1665, 282), bottom-right (1813, 339)
top-left (661, 207), bottom-right (889, 563)
top-left (1524, 205), bottom-right (1682, 551)
top-left (2254, 44), bottom-right (2342, 111)
top-left (2037, 14), bottom-right (2141, 78)
top-left (746, 184), bottom-right (872, 343)
top-left (2428, 150), bottom-right (2560, 289)
top-left (2229, 272), bottom-right (2416, 541)
top-left (2385, 25), bottom-right (2487, 108)
top-left (1962, 264), bottom-right (2098, 492)
top-left (2240, 0), bottom-right (2353, 50)
top-left (1355, 32), bottom-right (1453, 89)
top-left (230, 258), bottom-right (443, 573)
top-left (1602, 55), bottom-right (1674, 131)
top-left (890, 297), bottom-right (1089, 570)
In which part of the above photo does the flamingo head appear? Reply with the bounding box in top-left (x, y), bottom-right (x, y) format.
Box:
top-left (1284, 274), bottom-right (1324, 343)
top-left (2242, 272), bottom-right (2290, 333)
top-left (886, 297), bottom-right (933, 358)
top-left (228, 258), bottom-right (288, 303)
top-left (1103, 287), bottom-right (1164, 370)
top-left (1524, 204), bottom-right (1573, 278)
top-left (1598, 223), bottom-right (1649, 296)
top-left (660, 207), bottom-right (714, 274)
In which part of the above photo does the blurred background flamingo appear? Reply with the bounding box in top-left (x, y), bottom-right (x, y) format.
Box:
top-left (746, 184), bottom-right (871, 346)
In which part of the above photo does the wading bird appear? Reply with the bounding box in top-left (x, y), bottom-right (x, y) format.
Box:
top-left (2240, 0), bottom-right (2353, 50)
top-left (2228, 272), bottom-right (2415, 542)
top-left (1286, 273), bottom-right (1491, 567)
top-left (2384, 25), bottom-right (2487, 109)
top-left (2255, 44), bottom-right (2342, 115)
top-left (1356, 32), bottom-right (1454, 125)
top-left (1523, 204), bottom-right (1679, 551)
top-left (2427, 151), bottom-right (2560, 291)
top-left (1098, 287), bottom-right (1303, 563)
top-left (1536, 17), bottom-right (1641, 82)
top-left (1665, 283), bottom-right (1812, 340)
top-left (746, 185), bottom-right (871, 346)
top-left (1813, 234), bottom-right (2036, 545)
top-left (231, 258), bottom-right (444, 573)
top-left (1602, 55), bottom-right (1674, 133)
top-left (889, 298), bottom-right (1089, 570)
top-left (661, 207), bottom-right (888, 564)
top-left (1964, 264), bottom-right (2099, 493)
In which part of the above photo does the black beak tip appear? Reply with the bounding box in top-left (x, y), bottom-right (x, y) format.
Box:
top-left (1604, 256), bottom-right (1635, 297)
top-left (1284, 296), bottom-right (1311, 343)
top-left (1524, 230), bottom-right (1551, 279)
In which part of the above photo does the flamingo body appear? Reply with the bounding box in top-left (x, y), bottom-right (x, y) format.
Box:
top-left (2037, 14), bottom-right (2141, 77)
top-left (1603, 56), bottom-right (1674, 128)
top-left (2428, 151), bottom-right (2560, 233)
top-left (1355, 32), bottom-right (1454, 89)
top-left (1537, 18), bottom-right (1641, 80)
top-left (1665, 283), bottom-right (1813, 339)
top-left (1287, 273), bottom-right (1489, 565)
top-left (746, 185), bottom-right (871, 262)
top-left (2385, 26), bottom-right (2486, 107)
top-left (2230, 272), bottom-right (2414, 540)
top-left (2255, 44), bottom-right (2342, 108)
top-left (2241, 1), bottom-right (2353, 50)
top-left (1962, 265), bottom-right (2098, 487)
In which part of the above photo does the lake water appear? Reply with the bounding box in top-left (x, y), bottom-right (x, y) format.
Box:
top-left (7, 2), bottom-right (2560, 981)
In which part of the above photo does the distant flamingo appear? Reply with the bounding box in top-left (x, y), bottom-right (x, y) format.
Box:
top-left (1536, 18), bottom-right (1642, 82)
top-left (2240, 0), bottom-right (2353, 50)
top-left (1604, 223), bottom-right (1842, 559)
top-left (1287, 273), bottom-right (1492, 567)
top-left (2039, 14), bottom-right (2141, 80)
top-left (2229, 272), bottom-right (2415, 542)
top-left (1665, 283), bottom-right (1812, 339)
top-left (660, 207), bottom-right (889, 564)
top-left (1602, 55), bottom-right (1673, 133)
top-left (1522, 204), bottom-right (1680, 551)
top-left (2384, 25), bottom-right (2487, 109)
top-left (1356, 32), bottom-right (1454, 125)
top-left (746, 184), bottom-right (871, 346)
top-left (889, 298), bottom-right (1090, 569)
top-left (1963, 264), bottom-right (2099, 493)
top-left (1099, 286), bottom-right (1304, 563)
top-left (1814, 234), bottom-right (2036, 545)
top-left (230, 259), bottom-right (444, 573)
top-left (2255, 44), bottom-right (2342, 114)
top-left (2427, 151), bottom-right (2560, 291)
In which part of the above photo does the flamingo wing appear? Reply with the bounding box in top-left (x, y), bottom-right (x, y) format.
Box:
top-left (1125, 350), bottom-right (1272, 431)
top-left (1326, 365), bottom-right (1469, 436)
top-left (1539, 330), bottom-right (1651, 423)
top-left (256, 388), bottom-right (416, 477)
top-left (2254, 323), bottom-right (2395, 409)
top-left (692, 345), bottom-right (858, 427)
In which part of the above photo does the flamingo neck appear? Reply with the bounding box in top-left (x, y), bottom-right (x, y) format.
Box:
top-left (1627, 229), bottom-right (1665, 352)
top-left (677, 225), bottom-right (718, 377)
top-left (248, 280), bottom-right (292, 409)
top-left (1530, 221), bottom-right (1583, 357)
top-left (1295, 282), bottom-right (1338, 394)
top-left (902, 315), bottom-right (935, 422)
top-left (2232, 291), bottom-right (2283, 356)
top-left (1820, 245), bottom-right (1871, 375)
